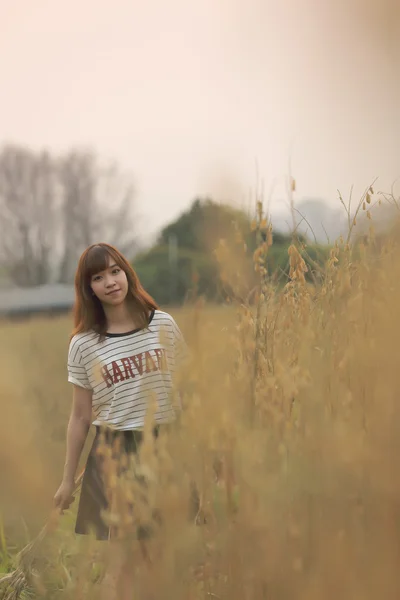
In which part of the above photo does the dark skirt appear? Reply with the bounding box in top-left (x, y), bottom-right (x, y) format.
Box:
top-left (75, 425), bottom-right (199, 541)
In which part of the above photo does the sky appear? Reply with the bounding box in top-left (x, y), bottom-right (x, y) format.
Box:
top-left (0, 0), bottom-right (399, 242)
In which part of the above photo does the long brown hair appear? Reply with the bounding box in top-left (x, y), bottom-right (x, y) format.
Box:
top-left (71, 243), bottom-right (158, 339)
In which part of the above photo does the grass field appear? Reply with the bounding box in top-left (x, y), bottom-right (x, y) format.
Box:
top-left (2, 214), bottom-right (400, 599)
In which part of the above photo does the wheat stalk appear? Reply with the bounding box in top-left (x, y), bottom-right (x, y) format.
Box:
top-left (0, 471), bottom-right (84, 600)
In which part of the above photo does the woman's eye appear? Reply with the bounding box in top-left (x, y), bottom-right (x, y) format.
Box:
top-left (112, 268), bottom-right (120, 275)
top-left (92, 275), bottom-right (101, 282)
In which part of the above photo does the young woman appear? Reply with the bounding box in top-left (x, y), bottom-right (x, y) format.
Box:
top-left (53, 242), bottom-right (187, 598)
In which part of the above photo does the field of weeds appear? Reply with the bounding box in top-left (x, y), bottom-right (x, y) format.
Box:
top-left (2, 193), bottom-right (400, 599)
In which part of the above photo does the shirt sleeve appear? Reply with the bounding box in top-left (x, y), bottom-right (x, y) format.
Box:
top-left (67, 337), bottom-right (92, 390)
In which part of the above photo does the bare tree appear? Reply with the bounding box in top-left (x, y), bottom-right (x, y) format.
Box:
top-left (57, 149), bottom-right (136, 283)
top-left (0, 144), bottom-right (137, 286)
top-left (0, 145), bottom-right (58, 286)
top-left (57, 150), bottom-right (98, 283)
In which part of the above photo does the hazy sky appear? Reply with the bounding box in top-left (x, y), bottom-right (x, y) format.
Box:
top-left (1, 0), bottom-right (399, 240)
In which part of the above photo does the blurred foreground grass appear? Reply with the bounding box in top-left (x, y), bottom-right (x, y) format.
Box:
top-left (2, 207), bottom-right (400, 598)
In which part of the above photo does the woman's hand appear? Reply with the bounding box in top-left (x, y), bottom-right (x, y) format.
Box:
top-left (53, 479), bottom-right (75, 513)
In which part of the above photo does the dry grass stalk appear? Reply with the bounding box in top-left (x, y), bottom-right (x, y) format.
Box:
top-left (1, 186), bottom-right (400, 598)
top-left (0, 472), bottom-right (84, 600)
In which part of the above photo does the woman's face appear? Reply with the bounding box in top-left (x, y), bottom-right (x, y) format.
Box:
top-left (90, 255), bottom-right (129, 306)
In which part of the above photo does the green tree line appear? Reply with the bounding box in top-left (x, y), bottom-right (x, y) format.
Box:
top-left (133, 198), bottom-right (331, 305)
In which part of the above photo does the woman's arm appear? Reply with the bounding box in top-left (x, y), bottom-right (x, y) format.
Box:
top-left (62, 384), bottom-right (93, 483)
top-left (54, 385), bottom-right (92, 510)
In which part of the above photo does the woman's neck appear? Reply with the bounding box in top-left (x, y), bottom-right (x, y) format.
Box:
top-left (103, 301), bottom-right (139, 333)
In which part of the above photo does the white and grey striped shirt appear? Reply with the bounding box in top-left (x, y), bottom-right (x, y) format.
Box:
top-left (67, 310), bottom-right (186, 430)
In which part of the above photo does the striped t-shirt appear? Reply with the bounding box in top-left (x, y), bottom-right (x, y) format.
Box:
top-left (67, 310), bottom-right (186, 431)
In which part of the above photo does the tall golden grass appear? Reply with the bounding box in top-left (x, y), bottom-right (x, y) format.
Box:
top-left (1, 188), bottom-right (400, 599)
